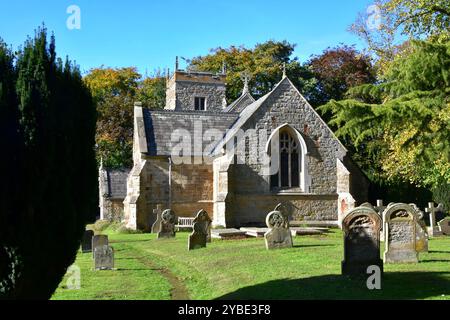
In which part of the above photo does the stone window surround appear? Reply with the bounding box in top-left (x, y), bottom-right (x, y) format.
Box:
top-left (194, 96), bottom-right (207, 111)
top-left (265, 123), bottom-right (311, 193)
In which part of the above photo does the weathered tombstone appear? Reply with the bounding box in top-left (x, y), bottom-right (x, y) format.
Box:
top-left (81, 230), bottom-right (94, 253)
top-left (151, 204), bottom-right (163, 234)
top-left (157, 209), bottom-right (176, 239)
top-left (426, 202), bottom-right (444, 237)
top-left (264, 204), bottom-right (293, 250)
top-left (410, 203), bottom-right (428, 253)
top-left (188, 222), bottom-right (207, 250)
top-left (374, 200), bottom-right (386, 242)
top-left (92, 235), bottom-right (108, 258)
top-left (193, 209), bottom-right (212, 243)
top-left (341, 206), bottom-right (383, 277)
top-left (94, 245), bottom-right (114, 270)
top-left (383, 203), bottom-right (419, 264)
top-left (438, 217), bottom-right (450, 235)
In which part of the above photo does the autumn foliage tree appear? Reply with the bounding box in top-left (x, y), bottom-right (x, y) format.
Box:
top-left (308, 45), bottom-right (377, 106)
top-left (84, 67), bottom-right (166, 168)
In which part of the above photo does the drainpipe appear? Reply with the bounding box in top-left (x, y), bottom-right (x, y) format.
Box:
top-left (168, 156), bottom-right (172, 209)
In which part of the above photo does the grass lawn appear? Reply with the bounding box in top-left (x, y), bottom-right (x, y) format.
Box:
top-left (52, 229), bottom-right (450, 300)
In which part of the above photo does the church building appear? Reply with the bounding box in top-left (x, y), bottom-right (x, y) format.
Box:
top-left (120, 63), bottom-right (369, 231)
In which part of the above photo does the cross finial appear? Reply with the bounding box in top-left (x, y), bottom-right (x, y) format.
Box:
top-left (222, 61), bottom-right (227, 74)
top-left (240, 71), bottom-right (251, 95)
top-left (282, 62), bottom-right (287, 79)
top-left (175, 56), bottom-right (179, 71)
top-left (243, 75), bottom-right (249, 94)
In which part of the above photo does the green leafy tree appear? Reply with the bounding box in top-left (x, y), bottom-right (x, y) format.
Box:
top-left (320, 40), bottom-right (450, 204)
top-left (189, 40), bottom-right (318, 105)
top-left (0, 26), bottom-right (97, 299)
top-left (350, 0), bottom-right (450, 75)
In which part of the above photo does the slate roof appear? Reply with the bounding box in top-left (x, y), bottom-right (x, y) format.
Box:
top-left (105, 168), bottom-right (130, 199)
top-left (142, 109), bottom-right (239, 156)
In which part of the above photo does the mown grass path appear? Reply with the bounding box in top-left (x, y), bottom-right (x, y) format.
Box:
top-left (52, 230), bottom-right (450, 300)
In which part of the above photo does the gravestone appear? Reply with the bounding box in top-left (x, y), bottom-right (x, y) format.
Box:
top-left (383, 203), bottom-right (419, 264)
top-left (438, 218), bottom-right (450, 235)
top-left (157, 209), bottom-right (176, 239)
top-left (81, 230), bottom-right (94, 253)
top-left (426, 202), bottom-right (444, 237)
top-left (264, 204), bottom-right (293, 250)
top-left (411, 203), bottom-right (428, 253)
top-left (341, 206), bottom-right (383, 277)
top-left (188, 222), bottom-right (207, 250)
top-left (151, 204), bottom-right (163, 234)
top-left (94, 245), bottom-right (114, 270)
top-left (92, 235), bottom-right (108, 258)
top-left (193, 209), bottom-right (212, 243)
top-left (374, 200), bottom-right (386, 242)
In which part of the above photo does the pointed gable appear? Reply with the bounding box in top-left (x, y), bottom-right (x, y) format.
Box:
top-left (224, 91), bottom-right (255, 113)
top-left (211, 76), bottom-right (347, 156)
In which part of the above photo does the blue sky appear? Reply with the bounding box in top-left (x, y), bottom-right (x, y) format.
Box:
top-left (0, 0), bottom-right (375, 75)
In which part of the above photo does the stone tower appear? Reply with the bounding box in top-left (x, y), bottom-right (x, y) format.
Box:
top-left (165, 59), bottom-right (227, 111)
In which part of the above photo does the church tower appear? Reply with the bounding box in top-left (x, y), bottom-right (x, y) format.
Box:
top-left (165, 57), bottom-right (227, 111)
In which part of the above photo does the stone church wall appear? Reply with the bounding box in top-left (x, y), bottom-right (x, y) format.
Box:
top-left (224, 80), bottom-right (347, 226)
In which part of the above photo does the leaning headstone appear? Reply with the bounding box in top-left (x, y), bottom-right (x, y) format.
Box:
top-left (383, 203), bottom-right (419, 264)
top-left (341, 206), bottom-right (383, 277)
top-left (81, 230), bottom-right (94, 253)
top-left (94, 245), bottom-right (114, 270)
top-left (92, 235), bottom-right (108, 258)
top-left (151, 204), bottom-right (163, 234)
top-left (426, 202), bottom-right (444, 237)
top-left (188, 222), bottom-right (207, 250)
top-left (374, 200), bottom-right (386, 242)
top-left (438, 217), bottom-right (450, 235)
top-left (264, 204), bottom-right (293, 250)
top-left (410, 203), bottom-right (428, 253)
top-left (157, 209), bottom-right (176, 239)
top-left (193, 209), bottom-right (212, 243)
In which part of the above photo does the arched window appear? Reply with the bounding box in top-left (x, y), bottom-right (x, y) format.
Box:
top-left (270, 130), bottom-right (301, 189)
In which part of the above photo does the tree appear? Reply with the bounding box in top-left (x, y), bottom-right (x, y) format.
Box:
top-left (0, 26), bottom-right (97, 299)
top-left (189, 40), bottom-right (318, 105)
top-left (308, 45), bottom-right (377, 106)
top-left (319, 40), bottom-right (450, 200)
top-left (350, 0), bottom-right (450, 75)
top-left (84, 67), bottom-right (165, 169)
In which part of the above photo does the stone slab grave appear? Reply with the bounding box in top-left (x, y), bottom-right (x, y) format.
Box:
top-left (240, 227), bottom-right (268, 238)
top-left (341, 206), bottom-right (383, 277)
top-left (92, 235), bottom-right (108, 258)
top-left (290, 220), bottom-right (339, 229)
top-left (94, 245), bottom-right (114, 270)
top-left (157, 209), bottom-right (176, 239)
top-left (151, 204), bottom-right (163, 234)
top-left (426, 202), bottom-right (444, 237)
top-left (264, 204), bottom-right (293, 250)
top-left (383, 203), bottom-right (420, 264)
top-left (211, 229), bottom-right (248, 240)
top-left (290, 227), bottom-right (327, 236)
top-left (188, 209), bottom-right (212, 250)
top-left (81, 230), bottom-right (94, 253)
top-left (438, 218), bottom-right (450, 235)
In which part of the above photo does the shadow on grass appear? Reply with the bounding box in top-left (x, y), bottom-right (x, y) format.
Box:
top-left (215, 272), bottom-right (450, 300)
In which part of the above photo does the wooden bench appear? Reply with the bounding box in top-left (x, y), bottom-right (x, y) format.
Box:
top-left (176, 217), bottom-right (195, 231)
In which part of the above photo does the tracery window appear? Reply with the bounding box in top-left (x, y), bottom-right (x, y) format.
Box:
top-left (270, 130), bottom-right (301, 189)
